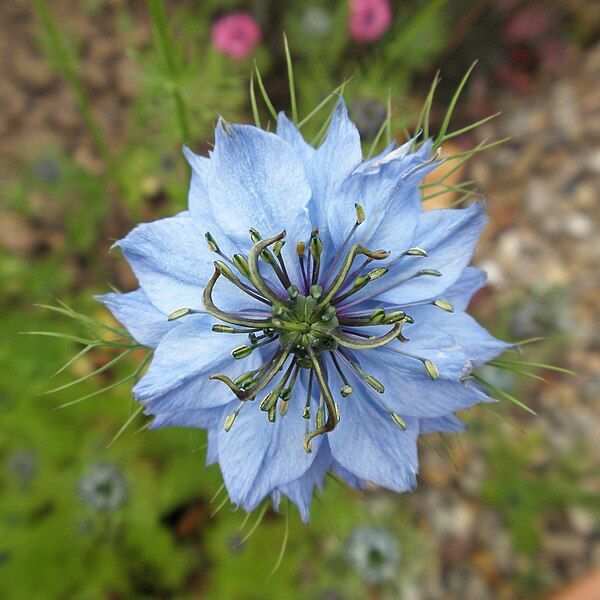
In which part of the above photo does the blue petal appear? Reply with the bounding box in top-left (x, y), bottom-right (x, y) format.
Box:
top-left (304, 98), bottom-right (362, 240)
top-left (276, 112), bottom-right (314, 164)
top-left (150, 405), bottom-right (225, 430)
top-left (114, 213), bottom-right (253, 315)
top-left (95, 289), bottom-right (173, 349)
top-left (327, 147), bottom-right (437, 255)
top-left (133, 314), bottom-right (264, 418)
top-left (419, 414), bottom-right (467, 434)
top-left (206, 429), bottom-right (219, 466)
top-left (208, 121), bottom-right (312, 281)
top-left (366, 202), bottom-right (487, 306)
top-left (182, 146), bottom-right (211, 220)
top-left (350, 350), bottom-right (493, 418)
top-left (278, 440), bottom-right (333, 523)
top-left (442, 266), bottom-right (487, 311)
top-left (327, 387), bottom-right (419, 493)
top-left (394, 305), bottom-right (511, 378)
top-left (216, 379), bottom-right (321, 512)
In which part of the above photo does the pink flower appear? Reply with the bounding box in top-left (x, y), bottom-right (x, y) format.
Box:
top-left (211, 12), bottom-right (261, 60)
top-left (349, 0), bottom-right (392, 43)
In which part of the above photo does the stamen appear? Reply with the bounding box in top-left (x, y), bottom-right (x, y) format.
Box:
top-left (215, 260), bottom-right (270, 305)
top-left (332, 267), bottom-right (389, 304)
top-left (205, 231), bottom-right (235, 267)
top-left (310, 233), bottom-right (323, 285)
top-left (231, 335), bottom-right (277, 360)
top-left (224, 402), bottom-right (244, 432)
top-left (432, 299), bottom-right (454, 312)
top-left (273, 240), bottom-right (292, 288)
top-left (339, 268), bottom-right (442, 310)
top-left (232, 254), bottom-right (251, 279)
top-left (296, 242), bottom-right (309, 292)
top-left (167, 307), bottom-right (203, 321)
top-left (381, 346), bottom-right (440, 380)
top-left (329, 352), bottom-right (353, 397)
top-left (321, 203), bottom-right (366, 286)
top-left (337, 348), bottom-right (385, 393)
top-left (212, 324), bottom-right (263, 334)
top-left (248, 228), bottom-right (290, 289)
top-left (203, 265), bottom-right (274, 329)
top-left (259, 361), bottom-right (296, 412)
top-left (338, 309), bottom-right (406, 327)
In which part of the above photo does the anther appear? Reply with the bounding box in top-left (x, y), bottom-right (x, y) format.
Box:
top-left (310, 237), bottom-right (322, 261)
top-left (365, 375), bottom-right (385, 393)
top-left (234, 371), bottom-right (257, 388)
top-left (224, 410), bottom-right (238, 432)
top-left (167, 307), bottom-right (198, 321)
top-left (273, 240), bottom-right (285, 256)
top-left (212, 324), bottom-right (240, 333)
top-left (205, 231), bottom-right (219, 253)
top-left (366, 267), bottom-right (388, 281)
top-left (231, 345), bottom-right (255, 360)
top-left (405, 247), bottom-right (427, 257)
top-left (249, 228), bottom-right (262, 243)
top-left (296, 241), bottom-right (305, 257)
top-left (354, 203), bottom-right (366, 224)
top-left (233, 254), bottom-right (250, 278)
top-left (390, 413), bottom-right (408, 430)
top-left (267, 405), bottom-right (277, 423)
top-left (385, 310), bottom-right (406, 324)
top-left (432, 299), bottom-right (454, 313)
top-left (418, 269), bottom-right (442, 277)
top-left (371, 308), bottom-right (386, 323)
top-left (259, 391), bottom-right (278, 412)
top-left (341, 385), bottom-right (353, 397)
top-left (287, 285), bottom-right (299, 299)
top-left (423, 359), bottom-right (439, 380)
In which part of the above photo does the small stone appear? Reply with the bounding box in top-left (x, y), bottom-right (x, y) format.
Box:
top-left (563, 212), bottom-right (594, 239)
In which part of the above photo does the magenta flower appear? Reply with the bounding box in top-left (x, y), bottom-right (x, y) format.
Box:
top-left (349, 0), bottom-right (392, 43)
top-left (211, 12), bottom-right (261, 60)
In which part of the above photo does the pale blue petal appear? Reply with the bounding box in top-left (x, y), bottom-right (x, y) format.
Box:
top-left (133, 314), bottom-right (264, 417)
top-left (392, 305), bottom-right (511, 378)
top-left (208, 121), bottom-right (312, 282)
top-left (278, 441), bottom-right (333, 523)
top-left (327, 150), bottom-right (437, 255)
top-left (276, 112), bottom-right (314, 164)
top-left (206, 429), bottom-right (219, 466)
top-left (114, 213), bottom-right (254, 315)
top-left (95, 289), bottom-right (173, 349)
top-left (150, 405), bottom-right (225, 430)
top-left (353, 350), bottom-right (493, 417)
top-left (419, 415), bottom-right (467, 434)
top-left (366, 202), bottom-right (487, 306)
top-left (328, 393), bottom-right (419, 493)
top-left (442, 266), bottom-right (488, 311)
top-left (182, 146), bottom-right (211, 220)
top-left (216, 380), bottom-right (321, 512)
top-left (304, 98), bottom-right (362, 240)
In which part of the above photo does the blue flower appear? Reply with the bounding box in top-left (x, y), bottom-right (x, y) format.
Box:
top-left (97, 98), bottom-right (510, 522)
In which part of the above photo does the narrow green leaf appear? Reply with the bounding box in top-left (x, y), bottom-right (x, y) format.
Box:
top-left (297, 79), bottom-right (351, 129)
top-left (253, 60), bottom-right (278, 121)
top-left (268, 499), bottom-right (290, 579)
top-left (107, 404), bottom-right (143, 447)
top-left (249, 72), bottom-right (261, 128)
top-left (441, 112), bottom-right (501, 143)
top-left (434, 61), bottom-right (477, 149)
top-left (473, 373), bottom-right (538, 416)
top-left (283, 33), bottom-right (297, 123)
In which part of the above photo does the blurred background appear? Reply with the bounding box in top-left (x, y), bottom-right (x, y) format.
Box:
top-left (0, 1), bottom-right (598, 598)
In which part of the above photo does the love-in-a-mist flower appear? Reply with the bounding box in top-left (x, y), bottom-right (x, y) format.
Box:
top-left (98, 98), bottom-right (510, 522)
top-left (349, 0), bottom-right (392, 43)
top-left (211, 12), bottom-right (261, 60)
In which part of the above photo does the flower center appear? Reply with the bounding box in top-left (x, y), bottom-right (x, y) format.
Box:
top-left (168, 206), bottom-right (453, 451)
